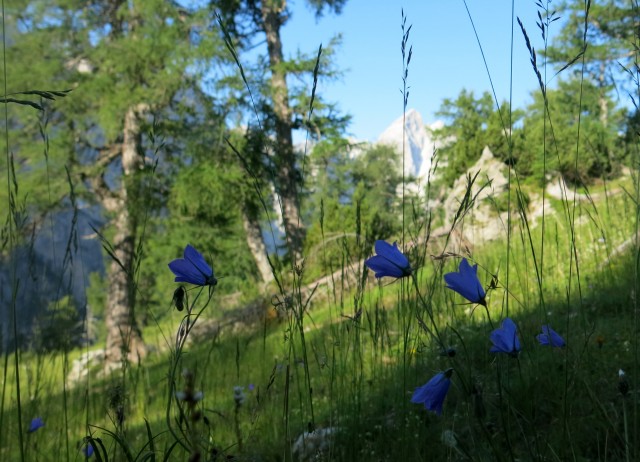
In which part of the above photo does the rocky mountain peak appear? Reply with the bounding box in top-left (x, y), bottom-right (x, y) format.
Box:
top-left (376, 109), bottom-right (438, 179)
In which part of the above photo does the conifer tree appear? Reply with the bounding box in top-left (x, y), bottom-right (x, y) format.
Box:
top-left (4, 0), bottom-right (224, 366)
top-left (213, 0), bottom-right (349, 265)
top-left (543, 0), bottom-right (639, 126)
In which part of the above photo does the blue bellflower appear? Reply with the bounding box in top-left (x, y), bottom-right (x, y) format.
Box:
top-left (537, 325), bottom-right (566, 347)
top-left (444, 258), bottom-right (486, 305)
top-left (168, 245), bottom-right (217, 286)
top-left (364, 240), bottom-right (412, 279)
top-left (28, 417), bottom-right (44, 433)
top-left (83, 443), bottom-right (94, 458)
top-left (490, 317), bottom-right (521, 356)
top-left (410, 369), bottom-right (453, 415)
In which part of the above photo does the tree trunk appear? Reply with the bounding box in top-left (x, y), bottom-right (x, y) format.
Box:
top-left (261, 0), bottom-right (305, 264)
top-left (598, 60), bottom-right (608, 127)
top-left (104, 205), bottom-right (145, 367)
top-left (104, 105), bottom-right (147, 369)
top-left (242, 210), bottom-right (274, 284)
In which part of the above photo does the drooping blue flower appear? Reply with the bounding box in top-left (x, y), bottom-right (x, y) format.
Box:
top-left (364, 240), bottom-right (412, 279)
top-left (83, 443), bottom-right (94, 458)
top-left (28, 417), bottom-right (44, 433)
top-left (168, 244), bottom-right (217, 286)
top-left (490, 317), bottom-right (521, 356)
top-left (410, 369), bottom-right (453, 415)
top-left (444, 258), bottom-right (486, 305)
top-left (537, 325), bottom-right (565, 348)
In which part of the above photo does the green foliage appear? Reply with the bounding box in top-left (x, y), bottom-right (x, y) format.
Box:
top-left (433, 75), bottom-right (627, 188)
top-left (136, 137), bottom-right (263, 309)
top-left (5, 179), bottom-right (640, 461)
top-left (213, 0), bottom-right (351, 263)
top-left (351, 144), bottom-right (403, 242)
top-left (544, 0), bottom-right (638, 95)
top-left (85, 271), bottom-right (108, 342)
top-left (2, 0), bottom-right (243, 347)
top-left (431, 89), bottom-right (532, 185)
top-left (2, 0), bottom-right (227, 216)
top-left (303, 141), bottom-right (402, 278)
top-left (31, 296), bottom-right (82, 352)
top-left (621, 107), bottom-right (640, 165)
top-left (432, 90), bottom-right (495, 185)
top-left (213, 0), bottom-right (350, 146)
top-left (305, 0), bottom-right (348, 17)
top-left (523, 76), bottom-right (625, 185)
top-left (483, 102), bottom-right (529, 171)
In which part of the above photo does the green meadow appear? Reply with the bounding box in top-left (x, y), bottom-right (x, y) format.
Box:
top-left (2, 1), bottom-right (640, 461)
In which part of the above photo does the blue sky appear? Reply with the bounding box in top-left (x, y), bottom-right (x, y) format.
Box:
top-left (282, 1), bottom-right (550, 141)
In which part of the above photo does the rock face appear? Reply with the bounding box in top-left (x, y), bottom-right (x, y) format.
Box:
top-left (377, 109), bottom-right (440, 180)
top-left (292, 427), bottom-right (341, 461)
top-left (440, 146), bottom-right (512, 247)
top-left (0, 206), bottom-right (104, 351)
top-left (362, 113), bottom-right (544, 248)
top-left (66, 349), bottom-right (105, 387)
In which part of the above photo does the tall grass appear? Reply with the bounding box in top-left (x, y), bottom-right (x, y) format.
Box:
top-left (2, 2), bottom-right (639, 461)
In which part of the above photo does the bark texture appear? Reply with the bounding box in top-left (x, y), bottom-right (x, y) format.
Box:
top-left (261, 0), bottom-right (305, 263)
top-left (242, 210), bottom-right (274, 284)
top-left (598, 61), bottom-right (609, 127)
top-left (102, 105), bottom-right (147, 368)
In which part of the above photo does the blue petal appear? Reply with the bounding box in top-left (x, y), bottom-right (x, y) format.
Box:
top-left (365, 240), bottom-right (411, 279)
top-left (184, 245), bottom-right (214, 278)
top-left (549, 328), bottom-right (565, 347)
top-left (411, 371), bottom-right (452, 415)
top-left (375, 240), bottom-right (410, 269)
top-left (459, 259), bottom-right (486, 299)
top-left (365, 255), bottom-right (405, 278)
top-left (169, 258), bottom-right (206, 285)
top-left (444, 272), bottom-right (476, 302)
top-left (410, 383), bottom-right (431, 405)
top-left (168, 245), bottom-right (215, 286)
top-left (536, 333), bottom-right (550, 345)
top-left (427, 380), bottom-right (451, 414)
top-left (490, 318), bottom-right (521, 354)
top-left (28, 417), bottom-right (44, 433)
top-left (458, 258), bottom-right (477, 276)
top-left (444, 258), bottom-right (486, 304)
top-left (538, 325), bottom-right (565, 347)
top-left (489, 330), bottom-right (512, 353)
top-left (509, 320), bottom-right (522, 352)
